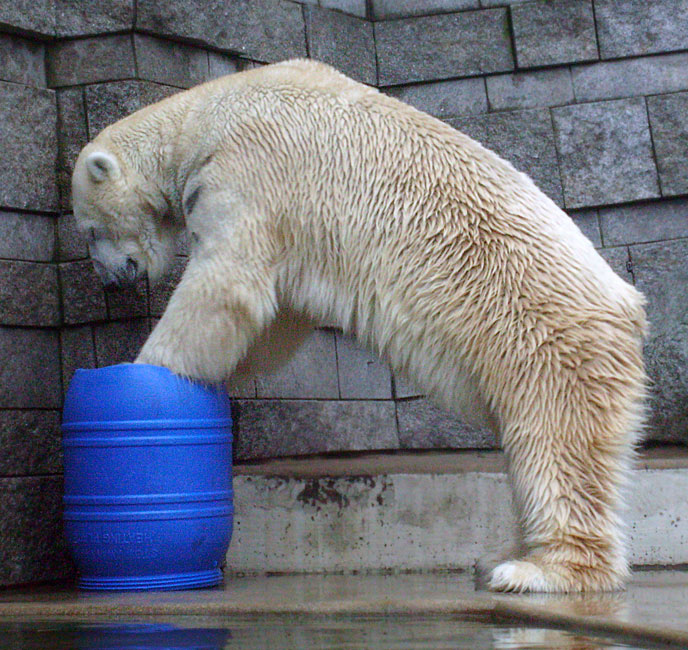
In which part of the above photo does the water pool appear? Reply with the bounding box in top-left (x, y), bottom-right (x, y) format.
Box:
top-left (0, 618), bottom-right (652, 650)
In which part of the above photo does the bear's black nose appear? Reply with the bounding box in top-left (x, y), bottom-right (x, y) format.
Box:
top-left (125, 257), bottom-right (139, 283)
top-left (103, 258), bottom-right (139, 289)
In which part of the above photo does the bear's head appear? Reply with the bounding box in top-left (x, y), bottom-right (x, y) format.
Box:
top-left (71, 143), bottom-right (179, 287)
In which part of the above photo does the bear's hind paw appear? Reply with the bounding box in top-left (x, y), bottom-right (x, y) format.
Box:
top-left (488, 558), bottom-right (626, 593)
top-left (489, 560), bottom-right (553, 593)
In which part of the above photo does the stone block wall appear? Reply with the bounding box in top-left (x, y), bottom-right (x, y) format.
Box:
top-left (0, 0), bottom-right (687, 584)
top-left (0, 19), bottom-right (70, 585)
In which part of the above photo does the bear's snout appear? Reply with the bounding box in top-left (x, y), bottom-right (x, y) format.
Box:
top-left (92, 256), bottom-right (139, 289)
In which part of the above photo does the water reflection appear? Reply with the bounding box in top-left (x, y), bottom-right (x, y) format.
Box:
top-left (489, 591), bottom-right (636, 649)
top-left (0, 618), bottom-right (649, 650)
top-left (77, 623), bottom-right (230, 648)
top-left (492, 627), bottom-right (640, 650)
top-left (500, 590), bottom-right (629, 618)
top-left (0, 622), bottom-right (230, 649)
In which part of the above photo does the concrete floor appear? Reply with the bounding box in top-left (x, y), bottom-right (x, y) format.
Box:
top-left (1, 570), bottom-right (687, 648)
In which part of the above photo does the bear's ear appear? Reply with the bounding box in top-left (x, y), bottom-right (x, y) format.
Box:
top-left (85, 151), bottom-right (120, 183)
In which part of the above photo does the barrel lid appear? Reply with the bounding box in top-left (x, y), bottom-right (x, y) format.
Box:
top-left (62, 364), bottom-right (232, 427)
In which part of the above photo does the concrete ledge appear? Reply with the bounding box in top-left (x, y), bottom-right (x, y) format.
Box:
top-left (228, 448), bottom-right (688, 574)
top-left (234, 446), bottom-right (688, 477)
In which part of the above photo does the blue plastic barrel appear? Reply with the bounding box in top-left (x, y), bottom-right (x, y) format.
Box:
top-left (61, 363), bottom-right (233, 591)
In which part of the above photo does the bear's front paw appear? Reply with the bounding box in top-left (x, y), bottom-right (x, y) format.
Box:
top-left (136, 339), bottom-right (226, 382)
top-left (135, 342), bottom-right (185, 375)
top-left (134, 346), bottom-right (163, 367)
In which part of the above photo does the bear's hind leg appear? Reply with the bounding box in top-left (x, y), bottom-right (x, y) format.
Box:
top-left (488, 346), bottom-right (645, 593)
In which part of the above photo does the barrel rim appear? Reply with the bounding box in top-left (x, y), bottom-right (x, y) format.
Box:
top-left (62, 434), bottom-right (233, 448)
top-left (63, 505), bottom-right (234, 521)
top-left (63, 490), bottom-right (232, 506)
top-left (62, 417), bottom-right (233, 433)
top-left (77, 568), bottom-right (223, 591)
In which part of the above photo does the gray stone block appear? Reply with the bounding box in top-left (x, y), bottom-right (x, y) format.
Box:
top-left (598, 246), bottom-right (632, 284)
top-left (0, 411), bottom-right (62, 476)
top-left (0, 211), bottom-right (54, 262)
top-left (393, 374), bottom-right (423, 399)
top-left (237, 60), bottom-right (264, 71)
top-left (486, 69), bottom-right (573, 111)
top-left (60, 260), bottom-right (108, 324)
top-left (61, 324), bottom-right (96, 396)
top-left (631, 239), bottom-right (688, 443)
top-left (57, 88), bottom-right (89, 211)
top-left (227, 374), bottom-right (257, 399)
top-left (551, 98), bottom-right (659, 209)
top-left (321, 0), bottom-right (367, 18)
top-left (600, 199), bottom-right (688, 248)
top-left (0, 34), bottom-right (45, 87)
top-left (647, 92), bottom-right (688, 197)
top-left (335, 332), bottom-right (392, 399)
top-left (479, 0), bottom-right (529, 5)
top-left (46, 35), bottom-right (136, 88)
top-left (85, 80), bottom-right (180, 138)
top-left (371, 0), bottom-right (478, 20)
top-left (0, 477), bottom-right (74, 586)
top-left (375, 8), bottom-right (513, 86)
top-left (569, 209), bottom-right (601, 248)
top-left (511, 0), bottom-right (597, 68)
top-left (385, 77), bottom-right (487, 119)
top-left (255, 330), bottom-right (339, 399)
top-left (150, 256), bottom-right (187, 317)
top-left (136, 0), bottom-right (307, 63)
top-left (0, 82), bottom-right (58, 212)
top-left (208, 51), bottom-right (240, 80)
top-left (0, 328), bottom-right (61, 408)
top-left (134, 34), bottom-right (209, 89)
top-left (0, 0), bottom-right (55, 38)
top-left (447, 112), bottom-right (487, 144)
top-left (571, 53), bottom-right (688, 103)
top-left (396, 398), bottom-right (496, 449)
top-left (105, 279), bottom-right (149, 320)
top-left (449, 108), bottom-right (564, 207)
top-left (94, 319), bottom-right (151, 366)
top-left (595, 0), bottom-right (688, 60)
top-left (57, 213), bottom-right (89, 261)
top-left (233, 399), bottom-right (399, 460)
top-left (56, 0), bottom-right (135, 36)
top-left (0, 261), bottom-right (60, 327)
top-left (305, 6), bottom-right (376, 86)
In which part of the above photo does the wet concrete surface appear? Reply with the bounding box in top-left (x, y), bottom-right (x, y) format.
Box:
top-left (0, 570), bottom-right (687, 648)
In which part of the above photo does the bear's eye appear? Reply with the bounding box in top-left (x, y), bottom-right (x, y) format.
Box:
top-left (86, 226), bottom-right (109, 243)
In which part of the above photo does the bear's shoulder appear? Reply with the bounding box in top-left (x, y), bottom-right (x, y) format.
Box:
top-left (204, 58), bottom-right (378, 106)
top-left (250, 59), bottom-right (359, 87)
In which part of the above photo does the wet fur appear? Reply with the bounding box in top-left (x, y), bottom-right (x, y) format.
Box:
top-left (72, 60), bottom-right (647, 592)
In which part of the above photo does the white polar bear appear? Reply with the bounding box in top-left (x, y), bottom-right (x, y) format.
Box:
top-left (71, 59), bottom-right (647, 593)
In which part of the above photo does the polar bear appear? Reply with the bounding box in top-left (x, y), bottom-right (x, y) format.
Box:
top-left (71, 59), bottom-right (647, 593)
